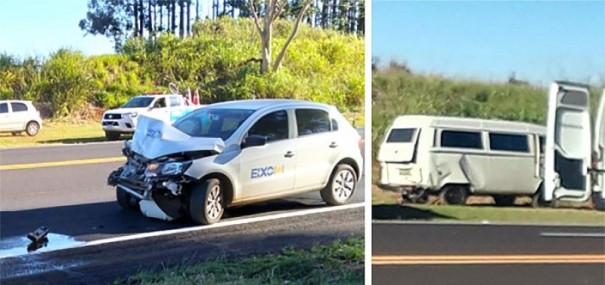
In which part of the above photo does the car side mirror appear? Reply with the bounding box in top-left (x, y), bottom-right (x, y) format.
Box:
top-left (242, 135), bottom-right (266, 148)
top-left (147, 106), bottom-right (154, 111)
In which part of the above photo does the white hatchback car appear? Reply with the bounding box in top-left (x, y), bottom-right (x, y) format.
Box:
top-left (108, 99), bottom-right (364, 224)
top-left (0, 100), bottom-right (43, 136)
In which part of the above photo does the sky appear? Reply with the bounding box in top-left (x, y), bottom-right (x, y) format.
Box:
top-left (373, 0), bottom-right (605, 86)
top-left (0, 0), bottom-right (217, 58)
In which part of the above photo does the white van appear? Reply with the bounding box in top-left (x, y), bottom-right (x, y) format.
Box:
top-left (542, 81), bottom-right (604, 210)
top-left (377, 81), bottom-right (605, 210)
top-left (377, 115), bottom-right (546, 205)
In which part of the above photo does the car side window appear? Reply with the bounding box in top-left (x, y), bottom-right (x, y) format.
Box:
top-left (248, 110), bottom-right (289, 142)
top-left (153, 98), bottom-right (166, 108)
top-left (0, 103), bottom-right (8, 114)
top-left (295, 109), bottom-right (330, 136)
top-left (10, 102), bottom-right (28, 112)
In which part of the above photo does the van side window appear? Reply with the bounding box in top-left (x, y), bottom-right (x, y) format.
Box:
top-left (295, 109), bottom-right (330, 136)
top-left (440, 130), bottom-right (483, 149)
top-left (539, 135), bottom-right (545, 154)
top-left (489, 133), bottom-right (529, 152)
top-left (387, 128), bottom-right (416, 143)
top-left (0, 103), bottom-right (8, 113)
top-left (11, 102), bottom-right (28, 112)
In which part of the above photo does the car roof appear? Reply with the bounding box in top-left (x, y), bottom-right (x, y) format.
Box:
top-left (206, 99), bottom-right (335, 111)
top-left (0, 100), bottom-right (33, 104)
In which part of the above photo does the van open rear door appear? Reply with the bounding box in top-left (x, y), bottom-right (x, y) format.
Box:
top-left (594, 89), bottom-right (605, 204)
top-left (544, 82), bottom-right (592, 202)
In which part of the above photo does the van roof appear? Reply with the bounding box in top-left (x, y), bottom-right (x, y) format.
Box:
top-left (391, 115), bottom-right (546, 134)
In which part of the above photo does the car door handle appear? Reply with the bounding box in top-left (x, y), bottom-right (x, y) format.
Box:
top-left (329, 142), bottom-right (338, 148)
top-left (284, 151), bottom-right (295, 158)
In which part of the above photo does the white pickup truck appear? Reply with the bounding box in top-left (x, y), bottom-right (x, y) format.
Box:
top-left (101, 93), bottom-right (202, 140)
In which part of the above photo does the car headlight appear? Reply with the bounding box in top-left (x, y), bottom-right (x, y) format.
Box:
top-left (124, 112), bottom-right (138, 118)
top-left (145, 161), bottom-right (192, 177)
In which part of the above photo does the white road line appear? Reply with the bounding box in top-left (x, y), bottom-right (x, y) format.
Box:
top-left (540, 232), bottom-right (605, 238)
top-left (372, 220), bottom-right (605, 228)
top-left (84, 203), bottom-right (364, 247)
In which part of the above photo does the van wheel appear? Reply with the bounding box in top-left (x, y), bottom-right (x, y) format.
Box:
top-left (531, 184), bottom-right (551, 208)
top-left (592, 193), bottom-right (605, 211)
top-left (25, 121), bottom-right (40, 136)
top-left (321, 164), bottom-right (357, 206)
top-left (493, 195), bottom-right (516, 206)
top-left (105, 131), bottom-right (121, 141)
top-left (116, 187), bottom-right (139, 210)
top-left (439, 185), bottom-right (468, 205)
top-left (189, 179), bottom-right (224, 225)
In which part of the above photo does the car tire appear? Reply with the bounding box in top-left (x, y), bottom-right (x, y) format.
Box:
top-left (105, 131), bottom-right (121, 141)
top-left (189, 179), bottom-right (224, 225)
top-left (116, 187), bottom-right (139, 210)
top-left (493, 195), bottom-right (516, 206)
top-left (439, 185), bottom-right (469, 205)
top-left (11, 131), bottom-right (21, 136)
top-left (25, 121), bottom-right (39, 136)
top-left (321, 164), bottom-right (357, 206)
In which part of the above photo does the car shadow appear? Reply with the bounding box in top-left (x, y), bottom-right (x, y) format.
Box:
top-left (38, 137), bottom-right (110, 144)
top-left (0, 198), bottom-right (329, 242)
top-left (372, 204), bottom-right (455, 220)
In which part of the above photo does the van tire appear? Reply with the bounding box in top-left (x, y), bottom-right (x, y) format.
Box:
top-left (592, 193), bottom-right (605, 211)
top-left (531, 184), bottom-right (551, 208)
top-left (439, 185), bottom-right (468, 205)
top-left (189, 179), bottom-right (224, 225)
top-left (493, 195), bottom-right (516, 206)
top-left (321, 164), bottom-right (357, 206)
top-left (105, 131), bottom-right (121, 141)
top-left (116, 187), bottom-right (139, 210)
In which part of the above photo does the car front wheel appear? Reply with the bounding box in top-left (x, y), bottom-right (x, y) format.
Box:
top-left (25, 121), bottom-right (39, 136)
top-left (321, 164), bottom-right (357, 206)
top-left (116, 187), bottom-right (140, 210)
top-left (189, 179), bottom-right (224, 225)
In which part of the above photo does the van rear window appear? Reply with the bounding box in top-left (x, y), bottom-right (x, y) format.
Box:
top-left (387, 128), bottom-right (416, 143)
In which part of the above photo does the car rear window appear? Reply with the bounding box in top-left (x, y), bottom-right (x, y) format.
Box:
top-left (387, 128), bottom-right (416, 143)
top-left (10, 102), bottom-right (28, 112)
top-left (0, 103), bottom-right (8, 113)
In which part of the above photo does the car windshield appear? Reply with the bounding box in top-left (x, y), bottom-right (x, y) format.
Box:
top-left (121, 97), bottom-right (154, 108)
top-left (173, 108), bottom-right (255, 140)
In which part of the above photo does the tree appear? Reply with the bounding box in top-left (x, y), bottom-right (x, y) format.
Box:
top-left (79, 0), bottom-right (133, 49)
top-left (249, 0), bottom-right (312, 73)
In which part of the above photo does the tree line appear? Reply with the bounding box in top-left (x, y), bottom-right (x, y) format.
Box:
top-left (80, 0), bottom-right (365, 49)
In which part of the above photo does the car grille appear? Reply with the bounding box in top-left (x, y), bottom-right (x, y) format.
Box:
top-left (104, 113), bottom-right (122, 120)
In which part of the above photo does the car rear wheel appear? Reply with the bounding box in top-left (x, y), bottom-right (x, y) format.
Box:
top-left (25, 121), bottom-right (39, 136)
top-left (439, 185), bottom-right (469, 205)
top-left (105, 131), bottom-right (121, 141)
top-left (321, 164), bottom-right (357, 206)
top-left (189, 179), bottom-right (224, 225)
top-left (116, 187), bottom-right (140, 210)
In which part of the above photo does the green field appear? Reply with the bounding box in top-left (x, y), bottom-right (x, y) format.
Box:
top-left (0, 120), bottom-right (105, 148)
top-left (115, 238), bottom-right (364, 285)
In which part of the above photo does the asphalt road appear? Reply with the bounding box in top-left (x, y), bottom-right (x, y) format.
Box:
top-left (373, 222), bottom-right (605, 285)
top-left (0, 142), bottom-right (364, 246)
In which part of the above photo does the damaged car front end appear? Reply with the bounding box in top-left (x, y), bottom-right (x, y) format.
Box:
top-left (107, 115), bottom-right (225, 222)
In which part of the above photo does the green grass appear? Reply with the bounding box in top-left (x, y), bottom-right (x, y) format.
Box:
top-left (115, 237), bottom-right (364, 285)
top-left (0, 120), bottom-right (106, 148)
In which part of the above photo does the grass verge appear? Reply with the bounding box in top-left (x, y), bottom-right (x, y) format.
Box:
top-left (115, 237), bottom-right (364, 285)
top-left (0, 119), bottom-right (109, 148)
top-left (373, 186), bottom-right (605, 225)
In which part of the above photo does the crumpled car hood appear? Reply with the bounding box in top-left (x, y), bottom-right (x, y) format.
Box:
top-left (130, 115), bottom-right (225, 160)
